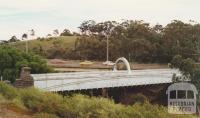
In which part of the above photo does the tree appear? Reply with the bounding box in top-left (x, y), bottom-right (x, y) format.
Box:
top-left (170, 55), bottom-right (200, 106)
top-left (46, 34), bottom-right (52, 38)
top-left (13, 20), bottom-right (200, 64)
top-left (53, 29), bottom-right (59, 37)
top-left (76, 20), bottom-right (158, 62)
top-left (79, 20), bottom-right (96, 34)
top-left (22, 33), bottom-right (28, 40)
top-left (0, 46), bottom-right (52, 83)
top-left (27, 29), bottom-right (35, 40)
top-left (60, 29), bottom-right (72, 36)
top-left (29, 29), bottom-right (35, 36)
top-left (73, 32), bottom-right (80, 36)
top-left (162, 20), bottom-right (200, 62)
top-left (9, 36), bottom-right (19, 42)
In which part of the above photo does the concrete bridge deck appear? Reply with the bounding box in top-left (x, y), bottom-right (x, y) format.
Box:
top-left (32, 69), bottom-right (180, 92)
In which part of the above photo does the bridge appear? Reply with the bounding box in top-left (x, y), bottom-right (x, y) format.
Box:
top-left (31, 58), bottom-right (181, 92)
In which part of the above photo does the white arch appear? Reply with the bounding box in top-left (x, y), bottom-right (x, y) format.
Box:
top-left (113, 57), bottom-right (131, 74)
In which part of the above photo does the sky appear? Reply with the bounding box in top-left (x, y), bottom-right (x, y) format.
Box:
top-left (0, 0), bottom-right (200, 40)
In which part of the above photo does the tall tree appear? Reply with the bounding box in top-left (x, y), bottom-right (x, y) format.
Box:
top-left (22, 33), bottom-right (28, 40)
top-left (53, 29), bottom-right (59, 37)
top-left (60, 29), bottom-right (72, 36)
top-left (9, 36), bottom-right (19, 42)
top-left (29, 29), bottom-right (35, 36)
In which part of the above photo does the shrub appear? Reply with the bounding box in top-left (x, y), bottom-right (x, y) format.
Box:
top-left (0, 94), bottom-right (6, 104)
top-left (171, 55), bottom-right (183, 68)
top-left (0, 82), bottom-right (18, 100)
top-left (64, 94), bottom-right (122, 118)
top-left (0, 46), bottom-right (52, 83)
top-left (19, 88), bottom-right (74, 117)
top-left (171, 55), bottom-right (196, 76)
top-left (19, 88), bottom-right (45, 112)
top-left (130, 93), bottom-right (148, 104)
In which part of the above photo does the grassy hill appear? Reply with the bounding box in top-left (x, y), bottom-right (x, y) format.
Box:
top-left (9, 36), bottom-right (77, 53)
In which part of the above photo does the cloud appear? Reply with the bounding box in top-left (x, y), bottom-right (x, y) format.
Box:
top-left (0, 0), bottom-right (200, 40)
top-left (0, 0), bottom-right (56, 9)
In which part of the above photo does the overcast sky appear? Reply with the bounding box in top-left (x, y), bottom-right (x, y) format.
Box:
top-left (0, 0), bottom-right (200, 40)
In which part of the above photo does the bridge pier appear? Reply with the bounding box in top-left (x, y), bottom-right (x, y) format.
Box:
top-left (89, 90), bottom-right (93, 96)
top-left (102, 88), bottom-right (108, 98)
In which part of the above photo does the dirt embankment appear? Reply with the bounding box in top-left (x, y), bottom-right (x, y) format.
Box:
top-left (0, 105), bottom-right (32, 118)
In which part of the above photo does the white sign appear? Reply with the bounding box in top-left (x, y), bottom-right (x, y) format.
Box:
top-left (166, 82), bottom-right (198, 114)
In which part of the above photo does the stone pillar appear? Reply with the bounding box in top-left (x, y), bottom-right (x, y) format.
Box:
top-left (20, 67), bottom-right (32, 80)
top-left (14, 67), bottom-right (34, 88)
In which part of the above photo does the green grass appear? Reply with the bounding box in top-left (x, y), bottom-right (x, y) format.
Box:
top-left (9, 36), bottom-right (77, 52)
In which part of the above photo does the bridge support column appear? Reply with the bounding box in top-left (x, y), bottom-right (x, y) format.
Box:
top-left (89, 90), bottom-right (93, 96)
top-left (102, 88), bottom-right (108, 98)
top-left (123, 88), bottom-right (127, 97)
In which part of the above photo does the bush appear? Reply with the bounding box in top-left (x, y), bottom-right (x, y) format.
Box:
top-left (171, 55), bottom-right (196, 75)
top-left (0, 94), bottom-right (6, 104)
top-left (64, 94), bottom-right (121, 118)
top-left (19, 88), bottom-right (73, 117)
top-left (11, 97), bottom-right (27, 111)
top-left (0, 82), bottom-right (18, 100)
top-left (130, 93), bottom-right (148, 105)
top-left (171, 55), bottom-right (183, 68)
top-left (0, 46), bottom-right (52, 83)
top-left (19, 88), bottom-right (45, 112)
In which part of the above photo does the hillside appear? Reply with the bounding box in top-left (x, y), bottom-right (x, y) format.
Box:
top-left (9, 36), bottom-right (77, 53)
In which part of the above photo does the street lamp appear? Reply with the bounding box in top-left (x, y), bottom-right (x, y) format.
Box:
top-left (103, 27), bottom-right (115, 65)
top-left (25, 29), bottom-right (35, 53)
top-left (26, 39), bottom-right (28, 53)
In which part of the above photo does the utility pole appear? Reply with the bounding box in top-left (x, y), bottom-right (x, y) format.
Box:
top-left (25, 29), bottom-right (35, 53)
top-left (106, 34), bottom-right (109, 62)
top-left (103, 27), bottom-right (115, 65)
top-left (26, 40), bottom-right (28, 53)
top-left (22, 33), bottom-right (28, 53)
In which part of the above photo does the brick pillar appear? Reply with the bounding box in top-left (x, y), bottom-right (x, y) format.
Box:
top-left (14, 67), bottom-right (34, 88)
top-left (20, 67), bottom-right (32, 80)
